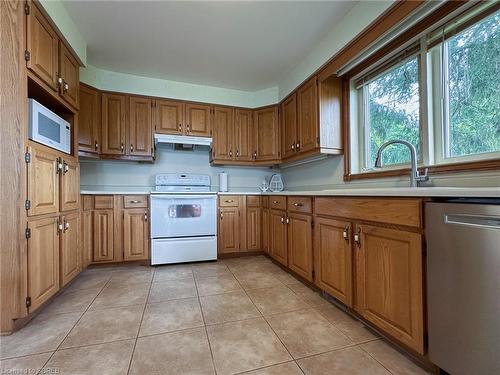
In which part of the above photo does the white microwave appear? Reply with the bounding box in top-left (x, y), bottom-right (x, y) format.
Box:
top-left (28, 98), bottom-right (71, 154)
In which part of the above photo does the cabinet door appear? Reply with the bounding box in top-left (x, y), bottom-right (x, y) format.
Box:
top-left (270, 210), bottom-right (287, 266)
top-left (185, 103), bottom-right (211, 137)
top-left (26, 3), bottom-right (58, 91)
top-left (81, 209), bottom-right (93, 269)
top-left (60, 158), bottom-right (80, 212)
top-left (59, 42), bottom-right (79, 109)
top-left (27, 146), bottom-right (59, 216)
top-left (101, 93), bottom-right (126, 155)
top-left (123, 209), bottom-right (149, 261)
top-left (60, 212), bottom-right (80, 287)
top-left (93, 210), bottom-right (114, 262)
top-left (246, 207), bottom-right (262, 251)
top-left (234, 109), bottom-right (253, 161)
top-left (254, 106), bottom-right (279, 162)
top-left (287, 213), bottom-right (313, 281)
top-left (212, 106), bottom-right (234, 161)
top-left (297, 77), bottom-right (318, 153)
top-left (356, 224), bottom-right (424, 354)
top-left (155, 99), bottom-right (184, 135)
top-left (27, 217), bottom-right (59, 312)
top-left (281, 93), bottom-right (297, 159)
top-left (128, 96), bottom-right (152, 156)
top-left (78, 85), bottom-right (100, 153)
top-left (314, 217), bottom-right (352, 306)
top-left (262, 208), bottom-right (269, 253)
top-left (218, 207), bottom-right (240, 253)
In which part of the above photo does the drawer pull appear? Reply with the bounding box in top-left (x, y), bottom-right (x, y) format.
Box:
top-left (286, 217), bottom-right (290, 224)
top-left (281, 216), bottom-right (285, 224)
top-left (225, 199), bottom-right (234, 203)
top-left (293, 202), bottom-right (303, 207)
top-left (129, 200), bottom-right (141, 204)
top-left (343, 226), bottom-right (349, 240)
top-left (272, 200), bottom-right (279, 204)
top-left (144, 212), bottom-right (148, 222)
top-left (354, 228), bottom-right (361, 247)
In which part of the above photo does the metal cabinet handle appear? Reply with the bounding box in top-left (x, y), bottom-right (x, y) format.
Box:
top-left (353, 227), bottom-right (361, 247)
top-left (63, 161), bottom-right (69, 174)
top-left (57, 77), bottom-right (63, 86)
top-left (286, 217), bottom-right (290, 224)
top-left (296, 142), bottom-right (300, 151)
top-left (291, 144), bottom-right (295, 151)
top-left (229, 150), bottom-right (233, 158)
top-left (220, 211), bottom-right (224, 220)
top-left (144, 212), bottom-right (148, 222)
top-left (293, 202), bottom-right (303, 207)
top-left (253, 151), bottom-right (257, 160)
top-left (56, 158), bottom-right (63, 174)
top-left (225, 199), bottom-right (234, 203)
top-left (186, 124), bottom-right (190, 133)
top-left (64, 220), bottom-right (70, 232)
top-left (129, 200), bottom-right (141, 204)
top-left (343, 226), bottom-right (349, 240)
top-left (63, 82), bottom-right (69, 93)
top-left (281, 216), bottom-right (285, 223)
top-left (178, 123), bottom-right (182, 132)
top-left (95, 141), bottom-right (99, 151)
top-left (236, 150), bottom-right (240, 158)
top-left (121, 143), bottom-right (124, 152)
top-left (130, 144), bottom-right (134, 152)
top-left (57, 219), bottom-right (63, 233)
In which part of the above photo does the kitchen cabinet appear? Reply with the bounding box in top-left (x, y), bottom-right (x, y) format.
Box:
top-left (314, 217), bottom-right (352, 306)
top-left (235, 109), bottom-right (254, 161)
top-left (355, 224), bottom-right (424, 354)
top-left (92, 209), bottom-right (114, 262)
top-left (253, 106), bottom-right (280, 163)
top-left (287, 213), bottom-right (313, 281)
top-left (262, 207), bottom-right (269, 254)
top-left (60, 157), bottom-right (80, 212)
top-left (58, 42), bottom-right (79, 109)
top-left (212, 106), bottom-right (234, 161)
top-left (281, 93), bottom-right (297, 160)
top-left (123, 208), bottom-right (149, 261)
top-left (81, 196), bottom-right (93, 269)
top-left (60, 212), bottom-right (80, 287)
top-left (218, 207), bottom-right (240, 253)
top-left (297, 76), bottom-right (319, 154)
top-left (78, 84), bottom-right (100, 154)
top-left (246, 207), bottom-right (262, 251)
top-left (128, 96), bottom-right (152, 157)
top-left (155, 99), bottom-right (184, 135)
top-left (185, 103), bottom-right (211, 137)
top-left (101, 93), bottom-right (127, 155)
top-left (269, 209), bottom-right (287, 266)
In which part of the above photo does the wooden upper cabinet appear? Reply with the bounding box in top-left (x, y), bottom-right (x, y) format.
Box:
top-left (60, 212), bottom-right (80, 287)
top-left (185, 103), bottom-right (211, 137)
top-left (213, 106), bottom-right (234, 161)
top-left (287, 213), bottom-right (313, 281)
top-left (218, 207), bottom-right (240, 253)
top-left (128, 96), bottom-right (152, 156)
top-left (27, 217), bottom-right (59, 312)
top-left (27, 145), bottom-right (59, 216)
top-left (26, 3), bottom-right (58, 91)
top-left (355, 224), bottom-right (424, 354)
top-left (235, 109), bottom-right (253, 161)
top-left (60, 157), bottom-right (80, 212)
top-left (270, 209), bottom-right (287, 266)
top-left (246, 207), bottom-right (262, 251)
top-left (254, 106), bottom-right (279, 162)
top-left (93, 209), bottom-right (114, 262)
top-left (281, 93), bottom-right (297, 159)
top-left (123, 209), bottom-right (149, 261)
top-left (101, 93), bottom-right (126, 155)
top-left (155, 99), bottom-right (184, 135)
top-left (314, 217), bottom-right (352, 307)
top-left (59, 42), bottom-right (79, 109)
top-left (78, 85), bottom-right (100, 153)
top-left (297, 76), bottom-right (319, 153)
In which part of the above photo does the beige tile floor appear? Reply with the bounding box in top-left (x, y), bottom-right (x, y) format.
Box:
top-left (0, 256), bottom-right (431, 375)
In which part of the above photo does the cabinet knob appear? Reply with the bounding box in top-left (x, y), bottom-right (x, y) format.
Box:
top-left (121, 143), bottom-right (124, 152)
top-left (95, 141), bottom-right (99, 151)
top-left (130, 144), bottom-right (134, 152)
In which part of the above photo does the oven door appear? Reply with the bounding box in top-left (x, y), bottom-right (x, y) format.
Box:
top-left (150, 194), bottom-right (217, 238)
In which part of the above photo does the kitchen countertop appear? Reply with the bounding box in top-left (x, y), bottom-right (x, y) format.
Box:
top-left (81, 185), bottom-right (500, 198)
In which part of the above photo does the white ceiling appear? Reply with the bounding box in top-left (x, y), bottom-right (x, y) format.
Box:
top-left (63, 1), bottom-right (357, 91)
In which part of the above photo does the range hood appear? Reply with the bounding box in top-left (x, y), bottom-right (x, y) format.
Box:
top-left (154, 133), bottom-right (212, 147)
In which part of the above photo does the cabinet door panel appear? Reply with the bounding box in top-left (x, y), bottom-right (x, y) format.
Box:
top-left (60, 212), bottom-right (80, 287)
top-left (78, 85), bottom-right (100, 153)
top-left (28, 217), bottom-right (59, 312)
top-left (218, 207), bottom-right (239, 253)
top-left (356, 224), bottom-right (424, 353)
top-left (213, 106), bottom-right (234, 161)
top-left (92, 210), bottom-right (114, 262)
top-left (287, 213), bottom-right (313, 281)
top-left (60, 158), bottom-right (80, 212)
top-left (270, 210), bottom-right (287, 266)
top-left (254, 107), bottom-right (279, 162)
top-left (297, 77), bottom-right (318, 153)
top-left (314, 217), bottom-right (352, 306)
top-left (155, 99), bottom-right (184, 135)
top-left (26, 4), bottom-right (58, 91)
top-left (59, 42), bottom-right (79, 109)
top-left (81, 209), bottom-right (92, 269)
top-left (27, 146), bottom-right (59, 216)
top-left (235, 109), bottom-right (253, 161)
top-left (246, 207), bottom-right (262, 251)
top-left (101, 93), bottom-right (126, 155)
top-left (185, 103), bottom-right (211, 137)
top-left (281, 93), bottom-right (297, 159)
top-left (128, 96), bottom-right (152, 156)
top-left (262, 208), bottom-right (269, 253)
top-left (123, 209), bottom-right (149, 261)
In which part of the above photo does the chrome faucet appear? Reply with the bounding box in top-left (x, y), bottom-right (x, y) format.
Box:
top-left (374, 140), bottom-right (428, 187)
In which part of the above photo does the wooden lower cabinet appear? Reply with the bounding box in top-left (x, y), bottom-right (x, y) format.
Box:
top-left (92, 209), bottom-right (114, 262)
top-left (81, 208), bottom-right (93, 268)
top-left (60, 158), bottom-right (80, 212)
top-left (262, 208), bottom-right (269, 253)
top-left (313, 217), bottom-right (352, 306)
top-left (60, 212), bottom-right (80, 287)
top-left (246, 207), bottom-right (262, 250)
top-left (123, 209), bottom-right (149, 261)
top-left (269, 210), bottom-right (287, 266)
top-left (287, 213), bottom-right (313, 281)
top-left (355, 224), bottom-right (424, 354)
top-left (218, 207), bottom-right (240, 253)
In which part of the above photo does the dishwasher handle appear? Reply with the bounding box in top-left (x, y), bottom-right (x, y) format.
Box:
top-left (445, 214), bottom-right (500, 230)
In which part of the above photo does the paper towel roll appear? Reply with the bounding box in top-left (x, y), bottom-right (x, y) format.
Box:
top-left (219, 172), bottom-right (228, 192)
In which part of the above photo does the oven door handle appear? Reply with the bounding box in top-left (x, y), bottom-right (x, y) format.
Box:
top-left (151, 194), bottom-right (216, 200)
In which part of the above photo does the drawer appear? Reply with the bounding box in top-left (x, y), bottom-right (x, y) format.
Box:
top-left (247, 196), bottom-right (261, 207)
top-left (94, 195), bottom-right (114, 209)
top-left (315, 197), bottom-right (422, 228)
top-left (219, 195), bottom-right (239, 207)
top-left (269, 196), bottom-right (287, 210)
top-left (287, 196), bottom-right (312, 214)
top-left (123, 195), bottom-right (148, 208)
top-left (82, 195), bottom-right (94, 211)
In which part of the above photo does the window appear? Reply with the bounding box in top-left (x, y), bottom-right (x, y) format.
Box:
top-left (349, 4), bottom-right (500, 176)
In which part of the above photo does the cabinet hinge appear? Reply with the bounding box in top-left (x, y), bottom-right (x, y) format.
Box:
top-left (25, 296), bottom-right (31, 308)
top-left (25, 227), bottom-right (31, 239)
top-left (24, 50), bottom-right (31, 61)
top-left (25, 152), bottom-right (31, 163)
top-left (24, 2), bottom-right (30, 15)
top-left (25, 199), bottom-right (31, 210)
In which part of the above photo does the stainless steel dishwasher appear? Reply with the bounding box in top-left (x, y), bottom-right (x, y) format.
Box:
top-left (426, 201), bottom-right (500, 375)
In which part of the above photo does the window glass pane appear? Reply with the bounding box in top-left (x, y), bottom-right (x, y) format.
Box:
top-left (446, 10), bottom-right (500, 157)
top-left (366, 57), bottom-right (420, 168)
